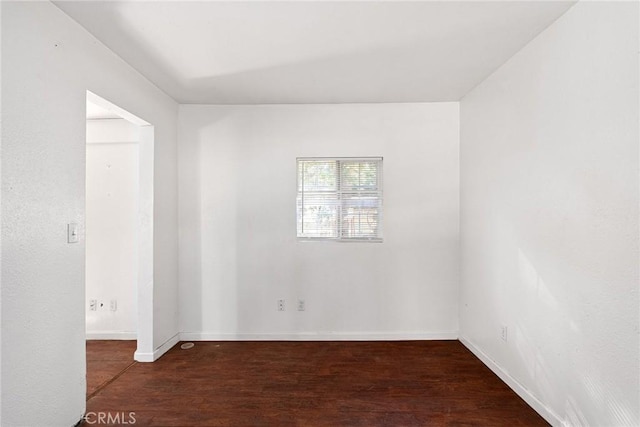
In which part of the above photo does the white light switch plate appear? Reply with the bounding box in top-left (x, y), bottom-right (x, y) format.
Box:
top-left (67, 223), bottom-right (79, 243)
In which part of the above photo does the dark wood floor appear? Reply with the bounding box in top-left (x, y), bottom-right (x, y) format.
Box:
top-left (85, 340), bottom-right (549, 426)
top-left (86, 340), bottom-right (137, 398)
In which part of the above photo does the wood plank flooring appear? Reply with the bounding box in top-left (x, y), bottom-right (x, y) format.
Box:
top-left (84, 340), bottom-right (549, 426)
top-left (86, 340), bottom-right (137, 398)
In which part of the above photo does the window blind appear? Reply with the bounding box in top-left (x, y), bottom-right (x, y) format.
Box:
top-left (297, 157), bottom-right (383, 241)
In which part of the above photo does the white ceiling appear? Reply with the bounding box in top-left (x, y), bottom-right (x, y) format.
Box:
top-left (55, 1), bottom-right (575, 105)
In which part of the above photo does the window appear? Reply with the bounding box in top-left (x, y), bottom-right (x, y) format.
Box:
top-left (297, 157), bottom-right (383, 241)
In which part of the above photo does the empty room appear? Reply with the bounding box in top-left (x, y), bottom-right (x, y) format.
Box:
top-left (1, 0), bottom-right (638, 426)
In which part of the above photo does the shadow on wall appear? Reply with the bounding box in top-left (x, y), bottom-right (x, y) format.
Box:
top-left (512, 248), bottom-right (638, 426)
top-left (179, 110), bottom-right (231, 336)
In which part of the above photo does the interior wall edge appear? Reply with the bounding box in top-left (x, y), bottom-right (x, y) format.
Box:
top-left (134, 332), bottom-right (180, 363)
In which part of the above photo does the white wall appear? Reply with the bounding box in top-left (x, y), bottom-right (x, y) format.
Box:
top-left (0, 1), bottom-right (3, 422)
top-left (86, 119), bottom-right (139, 338)
top-left (1, 2), bottom-right (179, 426)
top-left (179, 103), bottom-right (459, 339)
top-left (460, 2), bottom-right (639, 426)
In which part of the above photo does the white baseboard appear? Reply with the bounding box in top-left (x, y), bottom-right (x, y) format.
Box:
top-left (86, 331), bottom-right (137, 340)
top-left (459, 336), bottom-right (562, 426)
top-left (134, 333), bottom-right (180, 362)
top-left (130, 331), bottom-right (458, 362)
top-left (179, 331), bottom-right (458, 341)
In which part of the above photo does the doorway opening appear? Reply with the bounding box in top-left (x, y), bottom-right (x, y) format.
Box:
top-left (85, 91), bottom-right (154, 367)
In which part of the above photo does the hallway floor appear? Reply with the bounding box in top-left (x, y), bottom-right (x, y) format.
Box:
top-left (86, 340), bottom-right (137, 399)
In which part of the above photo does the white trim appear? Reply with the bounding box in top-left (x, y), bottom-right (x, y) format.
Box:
top-left (86, 141), bottom-right (139, 146)
top-left (85, 91), bottom-right (155, 364)
top-left (180, 331), bottom-right (458, 341)
top-left (134, 333), bottom-right (180, 363)
top-left (459, 336), bottom-right (562, 427)
top-left (133, 351), bottom-right (154, 362)
top-left (86, 332), bottom-right (137, 340)
top-left (87, 91), bottom-right (150, 126)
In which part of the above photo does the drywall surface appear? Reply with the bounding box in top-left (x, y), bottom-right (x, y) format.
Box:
top-left (86, 119), bottom-right (138, 338)
top-left (178, 103), bottom-right (459, 339)
top-left (1, 2), bottom-right (178, 426)
top-left (0, 2), bottom-right (3, 423)
top-left (460, 2), bottom-right (639, 425)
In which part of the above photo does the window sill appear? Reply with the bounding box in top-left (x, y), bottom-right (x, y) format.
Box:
top-left (296, 237), bottom-right (383, 243)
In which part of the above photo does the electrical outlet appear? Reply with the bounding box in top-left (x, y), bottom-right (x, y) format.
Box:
top-left (500, 325), bottom-right (508, 342)
top-left (297, 299), bottom-right (305, 311)
top-left (110, 299), bottom-right (117, 312)
top-left (277, 299), bottom-right (285, 311)
top-left (89, 299), bottom-right (97, 311)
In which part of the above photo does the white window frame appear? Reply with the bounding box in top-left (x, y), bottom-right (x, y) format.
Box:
top-left (296, 157), bottom-right (383, 242)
